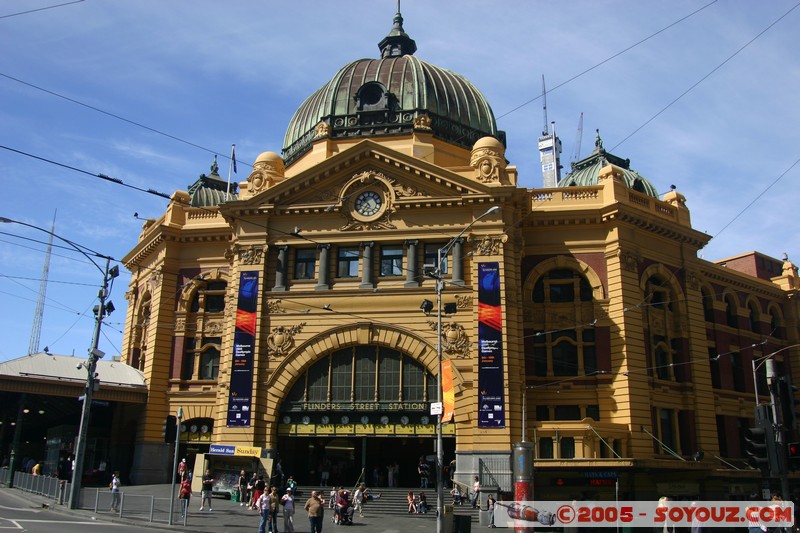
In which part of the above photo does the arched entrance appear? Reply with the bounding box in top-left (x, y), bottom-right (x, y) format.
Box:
top-left (276, 344), bottom-right (455, 487)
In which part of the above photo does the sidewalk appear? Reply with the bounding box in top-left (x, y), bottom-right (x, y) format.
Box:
top-left (2, 482), bottom-right (442, 533)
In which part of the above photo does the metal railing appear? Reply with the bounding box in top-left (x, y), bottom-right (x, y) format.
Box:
top-left (3, 470), bottom-right (188, 526)
top-left (478, 457), bottom-right (511, 492)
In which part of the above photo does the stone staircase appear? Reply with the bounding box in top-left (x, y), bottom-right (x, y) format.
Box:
top-left (298, 486), bottom-right (480, 522)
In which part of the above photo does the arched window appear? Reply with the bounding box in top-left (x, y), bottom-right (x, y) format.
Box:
top-left (769, 308), bottom-right (783, 339)
top-left (701, 287), bottom-right (714, 322)
top-left (748, 302), bottom-right (760, 333)
top-left (181, 278), bottom-right (227, 381)
top-left (725, 294), bottom-right (739, 328)
top-left (529, 268), bottom-right (597, 377)
top-left (643, 274), bottom-right (684, 382)
top-left (281, 346), bottom-right (435, 424)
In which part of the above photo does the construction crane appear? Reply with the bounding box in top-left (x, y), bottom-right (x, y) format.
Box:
top-left (541, 75), bottom-right (549, 135)
top-left (28, 210), bottom-right (56, 354)
top-left (571, 112), bottom-right (584, 164)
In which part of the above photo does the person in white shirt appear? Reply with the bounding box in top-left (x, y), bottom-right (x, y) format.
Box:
top-left (282, 487), bottom-right (296, 532)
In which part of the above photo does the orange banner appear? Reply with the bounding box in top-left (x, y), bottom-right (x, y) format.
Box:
top-left (442, 359), bottom-right (454, 423)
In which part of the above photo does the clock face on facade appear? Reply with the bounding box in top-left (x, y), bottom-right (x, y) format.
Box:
top-left (321, 415), bottom-right (330, 424)
top-left (420, 416), bottom-right (430, 425)
top-left (360, 415), bottom-right (370, 425)
top-left (400, 416), bottom-right (409, 425)
top-left (354, 191), bottom-right (382, 217)
top-left (380, 415), bottom-right (389, 425)
top-left (341, 415), bottom-right (350, 424)
top-left (282, 416), bottom-right (291, 424)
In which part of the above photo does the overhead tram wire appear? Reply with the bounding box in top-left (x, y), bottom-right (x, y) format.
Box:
top-left (610, 1), bottom-right (800, 152)
top-left (0, 74), bottom-right (245, 172)
top-left (0, 0), bottom-right (715, 232)
top-left (0, 0), bottom-right (84, 20)
top-left (493, 0), bottom-right (719, 121)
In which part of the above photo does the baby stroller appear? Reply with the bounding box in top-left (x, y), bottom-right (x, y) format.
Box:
top-left (334, 490), bottom-right (355, 525)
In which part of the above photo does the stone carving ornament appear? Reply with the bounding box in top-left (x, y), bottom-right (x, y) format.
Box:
top-left (237, 245), bottom-right (264, 265)
top-left (471, 234), bottom-right (507, 256)
top-left (267, 323), bottom-right (307, 357)
top-left (428, 321), bottom-right (471, 357)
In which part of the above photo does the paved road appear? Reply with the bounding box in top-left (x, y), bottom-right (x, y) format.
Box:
top-left (0, 483), bottom-right (446, 533)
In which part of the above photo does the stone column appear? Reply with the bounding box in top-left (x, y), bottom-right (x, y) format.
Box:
top-left (360, 242), bottom-right (374, 289)
top-left (273, 245), bottom-right (288, 291)
top-left (451, 238), bottom-right (465, 286)
top-left (316, 244), bottom-right (331, 290)
top-left (404, 239), bottom-right (419, 287)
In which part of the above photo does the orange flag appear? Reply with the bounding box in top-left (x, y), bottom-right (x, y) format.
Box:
top-left (442, 359), bottom-right (454, 423)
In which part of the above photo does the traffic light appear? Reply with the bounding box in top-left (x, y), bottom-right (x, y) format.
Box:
top-left (777, 376), bottom-right (799, 431)
top-left (164, 415), bottom-right (177, 443)
top-left (744, 404), bottom-right (780, 476)
top-left (787, 442), bottom-right (800, 471)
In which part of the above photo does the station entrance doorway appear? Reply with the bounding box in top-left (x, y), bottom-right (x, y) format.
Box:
top-left (279, 435), bottom-right (455, 488)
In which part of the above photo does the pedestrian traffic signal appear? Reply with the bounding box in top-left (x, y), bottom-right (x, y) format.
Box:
top-left (164, 415), bottom-right (177, 443)
top-left (745, 404), bottom-right (780, 477)
top-left (787, 442), bottom-right (800, 471)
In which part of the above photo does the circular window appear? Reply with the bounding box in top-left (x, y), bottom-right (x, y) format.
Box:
top-left (359, 83), bottom-right (385, 106)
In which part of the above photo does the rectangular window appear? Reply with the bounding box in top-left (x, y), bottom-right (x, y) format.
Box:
top-left (354, 346), bottom-right (376, 402)
top-left (731, 352), bottom-right (744, 392)
top-left (199, 346), bottom-right (220, 380)
top-left (380, 245), bottom-right (404, 276)
top-left (659, 408), bottom-right (675, 454)
top-left (182, 338), bottom-right (196, 380)
top-left (337, 247), bottom-right (360, 278)
top-left (307, 360), bottom-right (329, 402)
top-left (535, 405), bottom-right (550, 421)
top-left (424, 243), bottom-right (448, 275)
top-left (330, 351), bottom-right (352, 402)
top-left (554, 405), bottom-right (581, 420)
top-left (538, 437), bottom-right (554, 459)
top-left (402, 359), bottom-right (425, 401)
top-left (377, 348), bottom-right (400, 401)
top-left (295, 249), bottom-right (316, 280)
top-left (560, 436), bottom-right (576, 459)
top-left (586, 405), bottom-right (600, 421)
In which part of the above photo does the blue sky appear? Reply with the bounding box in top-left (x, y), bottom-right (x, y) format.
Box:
top-left (1, 0), bottom-right (798, 362)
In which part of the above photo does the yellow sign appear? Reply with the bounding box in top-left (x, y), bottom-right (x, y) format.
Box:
top-left (316, 424), bottom-right (335, 435)
top-left (234, 446), bottom-right (262, 457)
top-left (415, 425), bottom-right (435, 435)
top-left (336, 424), bottom-right (355, 435)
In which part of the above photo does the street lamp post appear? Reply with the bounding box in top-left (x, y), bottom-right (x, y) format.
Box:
top-left (168, 406), bottom-right (184, 525)
top-left (751, 344), bottom-right (800, 502)
top-left (0, 217), bottom-right (118, 509)
top-left (427, 206), bottom-right (500, 533)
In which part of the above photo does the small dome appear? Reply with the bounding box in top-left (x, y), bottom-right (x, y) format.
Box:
top-left (282, 9), bottom-right (502, 166)
top-left (255, 151), bottom-right (282, 165)
top-left (187, 157), bottom-right (237, 207)
top-left (560, 130), bottom-right (658, 198)
top-left (473, 136), bottom-right (505, 153)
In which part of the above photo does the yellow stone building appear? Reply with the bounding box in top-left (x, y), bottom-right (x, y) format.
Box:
top-left (120, 10), bottom-right (800, 499)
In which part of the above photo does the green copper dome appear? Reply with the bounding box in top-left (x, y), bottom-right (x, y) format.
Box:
top-left (560, 130), bottom-right (658, 198)
top-left (282, 9), bottom-right (501, 166)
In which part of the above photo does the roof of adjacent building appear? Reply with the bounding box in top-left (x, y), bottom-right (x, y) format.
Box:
top-left (560, 130), bottom-right (659, 198)
top-left (282, 8), bottom-right (501, 165)
top-left (0, 352), bottom-right (146, 389)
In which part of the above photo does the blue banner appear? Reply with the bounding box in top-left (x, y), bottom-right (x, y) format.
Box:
top-left (477, 262), bottom-right (505, 427)
top-left (226, 271), bottom-right (259, 427)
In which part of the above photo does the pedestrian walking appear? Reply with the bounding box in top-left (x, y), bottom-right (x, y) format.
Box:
top-left (257, 488), bottom-right (271, 533)
top-left (418, 457), bottom-right (430, 488)
top-left (110, 471), bottom-right (122, 512)
top-left (178, 477), bottom-right (192, 517)
top-left (200, 470), bottom-right (214, 511)
top-left (354, 484), bottom-right (365, 517)
top-left (268, 486), bottom-right (280, 532)
top-left (305, 490), bottom-right (325, 533)
top-left (282, 487), bottom-right (296, 532)
top-left (251, 475), bottom-right (266, 510)
top-left (488, 493), bottom-right (496, 527)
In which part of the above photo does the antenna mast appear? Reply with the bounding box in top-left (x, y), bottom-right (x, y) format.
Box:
top-left (541, 75), bottom-right (548, 135)
top-left (571, 112), bottom-right (584, 163)
top-left (28, 210), bottom-right (56, 354)
top-left (538, 76), bottom-right (562, 188)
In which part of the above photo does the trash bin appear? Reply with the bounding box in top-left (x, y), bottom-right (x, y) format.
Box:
top-left (453, 514), bottom-right (472, 533)
top-left (231, 488), bottom-right (239, 502)
top-left (443, 505), bottom-right (454, 533)
top-left (479, 509), bottom-right (491, 526)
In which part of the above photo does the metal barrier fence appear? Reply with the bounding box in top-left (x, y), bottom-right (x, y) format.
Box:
top-left (2, 470), bottom-right (187, 526)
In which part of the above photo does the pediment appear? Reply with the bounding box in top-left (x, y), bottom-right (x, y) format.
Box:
top-left (232, 140), bottom-right (495, 213)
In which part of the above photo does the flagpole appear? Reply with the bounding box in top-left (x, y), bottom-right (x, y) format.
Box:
top-left (226, 144), bottom-right (236, 200)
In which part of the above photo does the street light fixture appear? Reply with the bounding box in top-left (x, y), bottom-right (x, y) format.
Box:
top-left (0, 217), bottom-right (118, 509)
top-left (422, 205), bottom-right (500, 533)
top-left (750, 343), bottom-right (800, 503)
